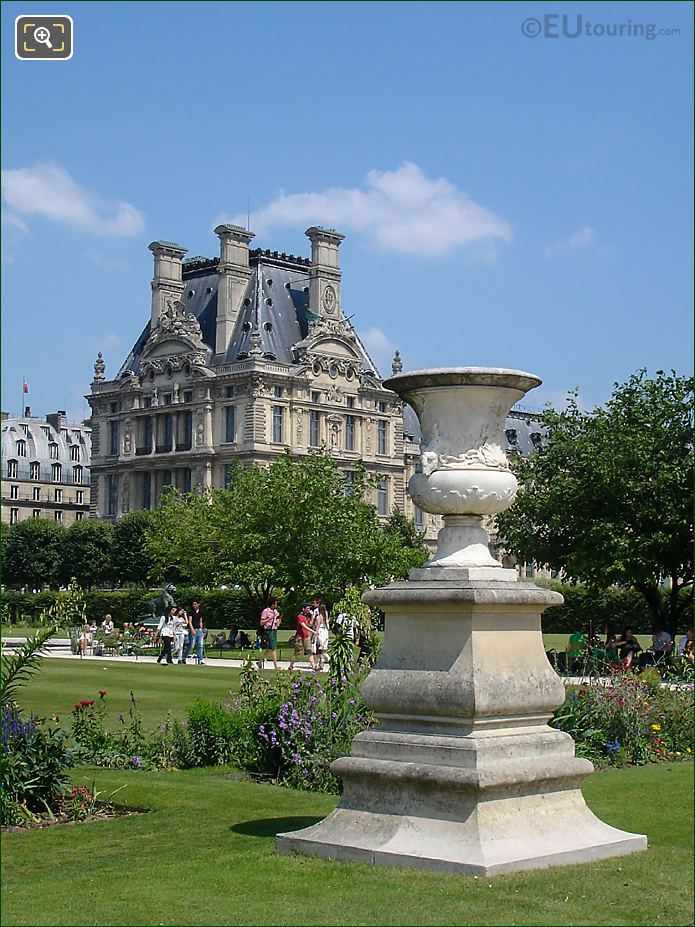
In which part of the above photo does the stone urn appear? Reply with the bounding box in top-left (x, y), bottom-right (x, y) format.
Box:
top-left (277, 366), bottom-right (647, 875)
top-left (393, 367), bottom-right (540, 573)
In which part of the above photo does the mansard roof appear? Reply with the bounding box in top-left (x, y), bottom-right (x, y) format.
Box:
top-left (117, 249), bottom-right (377, 377)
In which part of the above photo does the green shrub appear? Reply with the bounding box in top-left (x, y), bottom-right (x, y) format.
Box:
top-left (1, 704), bottom-right (71, 825)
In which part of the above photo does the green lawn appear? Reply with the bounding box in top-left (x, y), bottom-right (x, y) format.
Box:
top-left (17, 659), bottom-right (246, 729)
top-left (1, 761), bottom-right (692, 926)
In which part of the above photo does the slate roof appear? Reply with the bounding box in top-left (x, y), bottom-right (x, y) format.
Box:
top-left (118, 250), bottom-right (377, 376)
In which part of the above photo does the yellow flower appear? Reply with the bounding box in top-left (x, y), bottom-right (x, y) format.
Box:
top-left (687, 748), bottom-right (692, 754)
top-left (643, 702), bottom-right (650, 707)
top-left (651, 723), bottom-right (661, 732)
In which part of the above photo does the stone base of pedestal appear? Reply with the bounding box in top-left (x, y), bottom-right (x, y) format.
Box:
top-left (277, 798), bottom-right (646, 876)
top-left (276, 737), bottom-right (647, 874)
top-left (277, 579), bottom-right (647, 876)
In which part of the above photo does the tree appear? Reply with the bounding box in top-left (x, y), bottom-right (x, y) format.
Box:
top-left (146, 451), bottom-right (421, 612)
top-left (380, 508), bottom-right (429, 581)
top-left (111, 510), bottom-right (157, 586)
top-left (57, 519), bottom-right (114, 589)
top-left (3, 520), bottom-right (64, 590)
top-left (495, 369), bottom-right (693, 637)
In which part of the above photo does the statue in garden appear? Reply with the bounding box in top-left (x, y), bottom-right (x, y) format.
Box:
top-left (143, 585), bottom-right (177, 622)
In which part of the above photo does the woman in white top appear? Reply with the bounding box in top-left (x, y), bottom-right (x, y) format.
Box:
top-left (172, 608), bottom-right (188, 664)
top-left (101, 614), bottom-right (114, 635)
top-left (156, 606), bottom-right (176, 665)
top-left (315, 605), bottom-right (330, 671)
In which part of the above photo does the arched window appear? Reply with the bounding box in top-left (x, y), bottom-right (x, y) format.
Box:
top-left (52, 463), bottom-right (62, 483)
top-left (7, 460), bottom-right (18, 478)
top-left (70, 445), bottom-right (80, 461)
top-left (49, 442), bottom-right (59, 460)
top-left (16, 439), bottom-right (27, 457)
top-left (29, 461), bottom-right (40, 480)
top-left (73, 466), bottom-right (83, 485)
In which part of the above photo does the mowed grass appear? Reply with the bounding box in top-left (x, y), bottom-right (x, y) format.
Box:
top-left (1, 761), bottom-right (692, 926)
top-left (17, 659), bottom-right (246, 728)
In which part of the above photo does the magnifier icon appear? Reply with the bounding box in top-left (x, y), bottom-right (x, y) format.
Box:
top-left (33, 26), bottom-right (53, 49)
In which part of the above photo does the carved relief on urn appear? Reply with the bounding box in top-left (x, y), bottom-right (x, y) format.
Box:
top-left (383, 368), bottom-right (541, 571)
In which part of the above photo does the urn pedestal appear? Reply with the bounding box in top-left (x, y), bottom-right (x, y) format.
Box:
top-left (277, 369), bottom-right (646, 874)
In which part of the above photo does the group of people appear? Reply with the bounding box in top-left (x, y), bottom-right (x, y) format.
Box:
top-left (155, 599), bottom-right (207, 665)
top-left (77, 613), bottom-right (115, 655)
top-left (259, 596), bottom-right (331, 671)
top-left (565, 623), bottom-right (694, 674)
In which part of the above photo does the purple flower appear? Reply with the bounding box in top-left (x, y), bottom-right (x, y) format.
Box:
top-left (349, 699), bottom-right (356, 705)
top-left (130, 755), bottom-right (143, 768)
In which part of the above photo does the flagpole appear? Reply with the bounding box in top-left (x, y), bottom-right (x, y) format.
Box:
top-left (21, 373), bottom-right (24, 418)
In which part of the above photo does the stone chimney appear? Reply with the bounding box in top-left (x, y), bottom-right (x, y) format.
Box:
top-left (148, 240), bottom-right (188, 326)
top-left (46, 410), bottom-right (66, 432)
top-left (214, 224), bottom-right (255, 355)
top-left (305, 227), bottom-right (345, 320)
top-left (24, 406), bottom-right (31, 417)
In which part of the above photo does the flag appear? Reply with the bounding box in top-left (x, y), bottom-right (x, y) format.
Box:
top-left (23, 381), bottom-right (29, 394)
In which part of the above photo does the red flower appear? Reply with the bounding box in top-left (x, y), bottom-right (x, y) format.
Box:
top-left (99, 690), bottom-right (107, 699)
top-left (79, 699), bottom-right (95, 707)
top-left (73, 703), bottom-right (81, 711)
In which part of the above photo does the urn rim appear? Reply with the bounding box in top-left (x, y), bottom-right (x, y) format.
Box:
top-left (383, 367), bottom-right (542, 396)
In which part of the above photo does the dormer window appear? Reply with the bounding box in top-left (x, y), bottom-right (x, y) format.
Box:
top-left (70, 445), bottom-right (80, 461)
top-left (49, 442), bottom-right (59, 459)
top-left (30, 461), bottom-right (40, 480)
top-left (16, 439), bottom-right (26, 457)
top-left (530, 431), bottom-right (542, 448)
top-left (505, 428), bottom-right (518, 447)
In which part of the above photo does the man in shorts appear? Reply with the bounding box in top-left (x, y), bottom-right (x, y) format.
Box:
top-left (259, 599), bottom-right (282, 670)
top-left (288, 606), bottom-right (316, 671)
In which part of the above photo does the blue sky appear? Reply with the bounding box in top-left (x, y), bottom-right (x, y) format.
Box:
top-left (2, 0), bottom-right (692, 422)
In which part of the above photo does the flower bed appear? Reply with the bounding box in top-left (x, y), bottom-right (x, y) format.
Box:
top-left (552, 666), bottom-right (693, 767)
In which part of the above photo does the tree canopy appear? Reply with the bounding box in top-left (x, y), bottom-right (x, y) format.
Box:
top-left (57, 519), bottom-right (114, 589)
top-left (145, 451), bottom-right (427, 611)
top-left (495, 369), bottom-right (693, 636)
top-left (3, 519), bottom-right (64, 590)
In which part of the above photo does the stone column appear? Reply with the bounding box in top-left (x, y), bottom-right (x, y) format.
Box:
top-left (277, 367), bottom-right (646, 876)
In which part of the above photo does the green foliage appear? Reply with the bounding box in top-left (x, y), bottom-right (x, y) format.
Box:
top-left (497, 369), bottom-right (694, 635)
top-left (553, 670), bottom-right (693, 767)
top-left (57, 519), bottom-right (114, 589)
top-left (69, 690), bottom-right (186, 771)
top-left (537, 582), bottom-right (678, 634)
top-left (185, 700), bottom-right (239, 767)
top-left (2, 519), bottom-right (65, 589)
top-left (111, 510), bottom-right (158, 586)
top-left (1, 704), bottom-right (71, 826)
top-left (1, 626), bottom-right (56, 704)
top-left (145, 451), bottom-right (423, 610)
top-left (1, 586), bottom-right (258, 629)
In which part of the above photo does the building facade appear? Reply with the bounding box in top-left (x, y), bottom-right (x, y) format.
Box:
top-left (87, 227), bottom-right (409, 523)
top-left (1, 410), bottom-right (91, 525)
top-left (86, 226), bottom-right (544, 565)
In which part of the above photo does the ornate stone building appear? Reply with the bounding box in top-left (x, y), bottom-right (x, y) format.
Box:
top-left (87, 227), bottom-right (410, 523)
top-left (87, 225), bottom-right (544, 562)
top-left (1, 409), bottom-right (91, 525)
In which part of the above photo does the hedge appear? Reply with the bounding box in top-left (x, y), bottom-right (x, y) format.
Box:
top-left (537, 582), bottom-right (665, 635)
top-left (1, 587), bottom-right (259, 630)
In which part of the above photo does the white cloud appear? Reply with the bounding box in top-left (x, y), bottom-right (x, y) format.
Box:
top-left (1, 163), bottom-right (145, 237)
top-left (86, 253), bottom-right (125, 270)
top-left (219, 162), bottom-right (512, 258)
top-left (358, 325), bottom-right (397, 375)
top-left (544, 225), bottom-right (596, 257)
top-left (2, 212), bottom-right (29, 234)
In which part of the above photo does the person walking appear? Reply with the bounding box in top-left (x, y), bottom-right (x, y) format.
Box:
top-left (288, 606), bottom-right (316, 671)
top-left (259, 599), bottom-right (282, 670)
top-left (173, 607), bottom-right (188, 664)
top-left (315, 604), bottom-right (329, 671)
top-left (186, 599), bottom-right (207, 665)
top-left (156, 606), bottom-right (176, 665)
